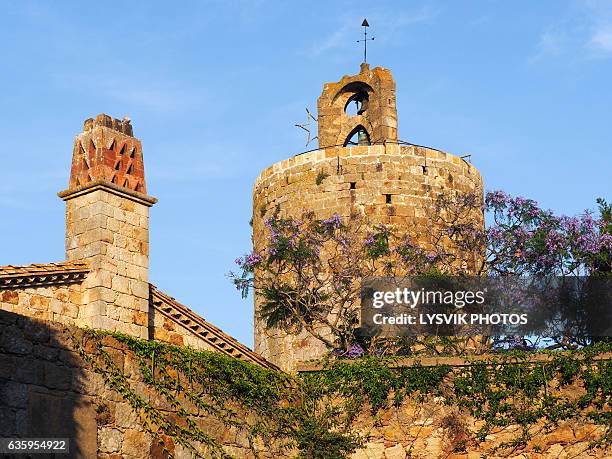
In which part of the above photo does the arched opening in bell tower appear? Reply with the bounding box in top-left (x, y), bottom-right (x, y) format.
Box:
top-left (344, 91), bottom-right (369, 116)
top-left (344, 125), bottom-right (371, 146)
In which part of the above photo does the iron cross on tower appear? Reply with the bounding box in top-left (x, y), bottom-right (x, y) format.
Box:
top-left (357, 19), bottom-right (375, 63)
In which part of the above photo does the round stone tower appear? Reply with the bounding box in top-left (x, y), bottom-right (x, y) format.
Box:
top-left (252, 64), bottom-right (484, 371)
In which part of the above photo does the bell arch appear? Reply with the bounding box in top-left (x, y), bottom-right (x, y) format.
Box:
top-left (335, 118), bottom-right (375, 147)
top-left (343, 125), bottom-right (371, 146)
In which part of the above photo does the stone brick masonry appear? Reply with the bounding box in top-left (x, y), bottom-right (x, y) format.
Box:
top-left (0, 309), bottom-right (607, 459)
top-left (1, 113), bottom-right (272, 368)
top-left (0, 310), bottom-right (272, 459)
top-left (252, 143), bottom-right (484, 371)
top-left (60, 187), bottom-right (154, 338)
top-left (317, 63), bottom-right (398, 147)
top-left (252, 64), bottom-right (484, 371)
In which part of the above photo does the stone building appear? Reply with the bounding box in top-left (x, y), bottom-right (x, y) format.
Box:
top-left (252, 64), bottom-right (485, 371)
top-left (0, 114), bottom-right (282, 457)
top-left (0, 73), bottom-right (605, 459)
top-left (0, 114), bottom-right (274, 369)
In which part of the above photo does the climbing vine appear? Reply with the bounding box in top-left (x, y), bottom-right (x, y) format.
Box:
top-left (71, 330), bottom-right (611, 458)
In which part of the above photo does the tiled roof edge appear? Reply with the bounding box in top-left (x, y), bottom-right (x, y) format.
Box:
top-left (149, 285), bottom-right (279, 370)
top-left (0, 261), bottom-right (90, 290)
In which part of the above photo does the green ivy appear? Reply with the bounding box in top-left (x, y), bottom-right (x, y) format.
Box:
top-left (72, 330), bottom-right (612, 458)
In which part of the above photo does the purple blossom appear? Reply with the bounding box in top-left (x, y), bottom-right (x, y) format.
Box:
top-left (545, 230), bottom-right (562, 252)
top-left (582, 211), bottom-right (595, 228)
top-left (245, 252), bottom-right (263, 268)
top-left (576, 233), bottom-right (600, 255)
top-left (486, 190), bottom-right (509, 207)
top-left (345, 343), bottom-right (364, 358)
top-left (337, 236), bottom-right (350, 250)
top-left (487, 227), bottom-right (503, 241)
top-left (561, 216), bottom-right (580, 233)
top-left (600, 233), bottom-right (612, 250)
top-left (425, 253), bottom-right (437, 262)
top-left (527, 206), bottom-right (540, 218)
top-left (321, 214), bottom-right (342, 229)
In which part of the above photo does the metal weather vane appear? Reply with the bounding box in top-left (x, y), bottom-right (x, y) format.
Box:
top-left (294, 108), bottom-right (318, 147)
top-left (357, 19), bottom-right (375, 63)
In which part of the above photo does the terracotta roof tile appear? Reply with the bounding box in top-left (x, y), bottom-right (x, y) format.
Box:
top-left (150, 285), bottom-right (279, 370)
top-left (0, 261), bottom-right (89, 289)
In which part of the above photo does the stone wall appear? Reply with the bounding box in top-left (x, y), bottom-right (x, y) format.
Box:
top-left (0, 280), bottom-right (222, 355)
top-left (0, 309), bottom-right (277, 459)
top-left (252, 143), bottom-right (484, 371)
top-left (149, 305), bottom-right (224, 351)
top-left (0, 272), bottom-right (273, 369)
top-left (0, 284), bottom-right (82, 327)
top-left (349, 397), bottom-right (608, 459)
top-left (1, 309), bottom-right (607, 459)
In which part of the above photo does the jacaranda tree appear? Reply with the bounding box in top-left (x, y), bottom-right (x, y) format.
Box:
top-left (230, 191), bottom-right (611, 356)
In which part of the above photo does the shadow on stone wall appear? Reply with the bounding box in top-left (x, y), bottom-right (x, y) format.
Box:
top-left (0, 309), bottom-right (96, 459)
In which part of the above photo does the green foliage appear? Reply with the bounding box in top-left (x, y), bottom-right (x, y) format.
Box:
top-left (315, 170), bottom-right (330, 185)
top-left (595, 197), bottom-right (612, 273)
top-left (450, 345), bottom-right (612, 450)
top-left (597, 198), bottom-right (612, 233)
top-left (364, 226), bottom-right (391, 259)
top-left (73, 330), bottom-right (612, 458)
top-left (305, 358), bottom-right (450, 412)
top-left (73, 330), bottom-right (286, 458)
top-left (292, 416), bottom-right (362, 459)
top-left (72, 329), bottom-right (362, 459)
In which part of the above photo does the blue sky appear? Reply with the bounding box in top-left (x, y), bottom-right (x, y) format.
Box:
top-left (1, 1), bottom-right (611, 347)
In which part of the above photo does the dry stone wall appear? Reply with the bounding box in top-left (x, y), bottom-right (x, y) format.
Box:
top-left (349, 395), bottom-right (608, 459)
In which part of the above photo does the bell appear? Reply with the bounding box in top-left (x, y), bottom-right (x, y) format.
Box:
top-left (357, 129), bottom-right (370, 146)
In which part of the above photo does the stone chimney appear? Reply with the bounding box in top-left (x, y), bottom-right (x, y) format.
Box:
top-left (58, 114), bottom-right (157, 338)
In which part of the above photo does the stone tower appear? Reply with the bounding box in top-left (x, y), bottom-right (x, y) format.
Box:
top-left (252, 65), bottom-right (485, 371)
top-left (58, 114), bottom-right (157, 338)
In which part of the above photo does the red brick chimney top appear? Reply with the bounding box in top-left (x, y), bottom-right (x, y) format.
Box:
top-left (68, 114), bottom-right (147, 193)
top-left (84, 113), bottom-right (134, 136)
